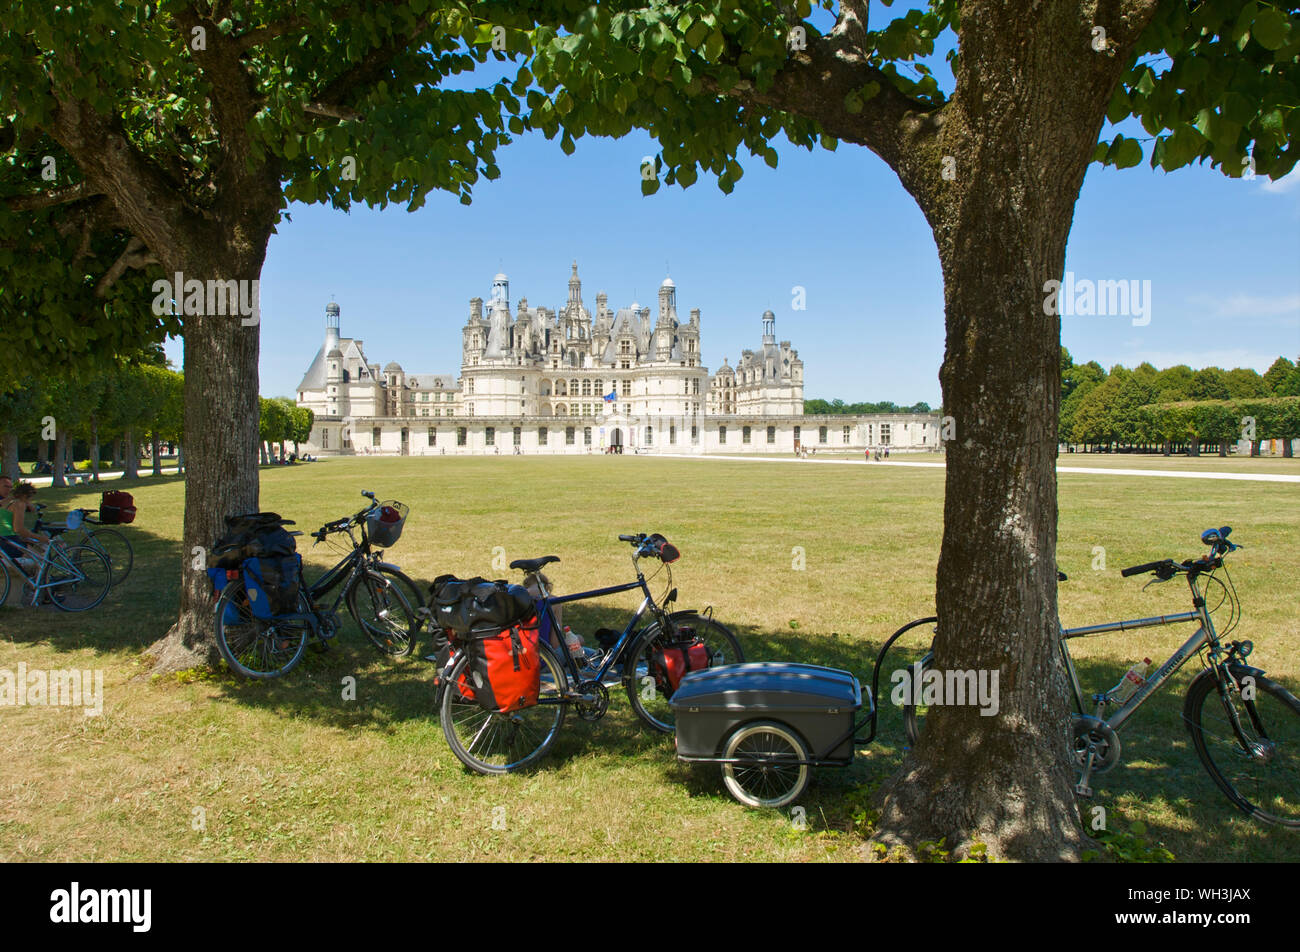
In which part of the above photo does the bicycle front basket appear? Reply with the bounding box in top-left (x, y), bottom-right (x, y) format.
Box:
top-left (365, 501), bottom-right (408, 548)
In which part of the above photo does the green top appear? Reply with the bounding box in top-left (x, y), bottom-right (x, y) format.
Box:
top-left (0, 503), bottom-right (14, 537)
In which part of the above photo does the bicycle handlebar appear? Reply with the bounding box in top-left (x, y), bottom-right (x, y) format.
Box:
top-left (1119, 526), bottom-right (1240, 580)
top-left (1121, 560), bottom-right (1171, 578)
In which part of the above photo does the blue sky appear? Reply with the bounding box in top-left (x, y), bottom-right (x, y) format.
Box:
top-left (169, 26), bottom-right (1300, 407)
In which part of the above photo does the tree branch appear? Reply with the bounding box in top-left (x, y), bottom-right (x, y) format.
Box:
top-left (5, 180), bottom-right (102, 211)
top-left (702, 26), bottom-right (943, 175)
top-left (94, 235), bottom-right (158, 298)
top-left (304, 101), bottom-right (364, 122)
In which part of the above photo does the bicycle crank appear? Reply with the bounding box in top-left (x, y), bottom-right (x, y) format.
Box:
top-left (1071, 714), bottom-right (1121, 797)
top-left (573, 680), bottom-right (610, 722)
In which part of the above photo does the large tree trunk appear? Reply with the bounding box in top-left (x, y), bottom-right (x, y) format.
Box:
top-left (37, 440), bottom-right (48, 466)
top-left (90, 419), bottom-right (100, 482)
top-left (177, 441), bottom-right (186, 474)
top-left (51, 429), bottom-right (67, 488)
top-left (145, 239), bottom-right (270, 675)
top-left (122, 430), bottom-right (139, 479)
top-left (151, 430), bottom-right (163, 477)
top-left (873, 0), bottom-right (1155, 862)
top-left (2, 432), bottom-right (18, 480)
top-left (112, 438), bottom-right (123, 471)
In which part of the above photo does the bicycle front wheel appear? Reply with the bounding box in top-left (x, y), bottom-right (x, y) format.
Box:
top-left (625, 613), bottom-right (743, 734)
top-left (440, 640), bottom-right (567, 774)
top-left (214, 577), bottom-right (308, 679)
top-left (0, 555), bottom-right (11, 607)
top-left (1184, 667), bottom-right (1300, 827)
top-left (47, 545), bottom-right (112, 612)
top-left (88, 528), bottom-right (133, 586)
top-left (346, 568), bottom-right (419, 657)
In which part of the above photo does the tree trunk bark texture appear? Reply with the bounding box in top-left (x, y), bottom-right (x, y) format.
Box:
top-left (145, 230), bottom-right (274, 675)
top-left (873, 0), bottom-right (1157, 862)
top-left (123, 430), bottom-right (139, 479)
top-left (1, 433), bottom-right (18, 480)
top-left (51, 430), bottom-right (67, 488)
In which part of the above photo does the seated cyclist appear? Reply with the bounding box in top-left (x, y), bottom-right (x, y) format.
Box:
top-left (1, 480), bottom-right (49, 561)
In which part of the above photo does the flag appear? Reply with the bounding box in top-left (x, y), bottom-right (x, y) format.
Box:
top-left (603, 391), bottom-right (617, 402)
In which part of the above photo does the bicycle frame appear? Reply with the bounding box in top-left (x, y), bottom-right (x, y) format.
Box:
top-left (530, 574), bottom-right (663, 691)
top-left (1059, 571), bottom-right (1218, 731)
top-left (0, 537), bottom-right (93, 600)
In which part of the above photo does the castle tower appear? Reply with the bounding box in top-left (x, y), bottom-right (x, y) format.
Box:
top-left (325, 300), bottom-right (341, 353)
top-left (491, 272), bottom-right (509, 309)
top-left (762, 309), bottom-right (776, 346)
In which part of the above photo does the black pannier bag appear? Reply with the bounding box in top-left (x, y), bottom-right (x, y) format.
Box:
top-left (429, 575), bottom-right (534, 636)
top-left (243, 554), bottom-right (303, 619)
top-left (207, 511), bottom-right (297, 567)
top-left (206, 512), bottom-right (301, 619)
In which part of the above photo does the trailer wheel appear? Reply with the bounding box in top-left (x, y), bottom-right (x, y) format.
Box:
top-left (722, 721), bottom-right (810, 809)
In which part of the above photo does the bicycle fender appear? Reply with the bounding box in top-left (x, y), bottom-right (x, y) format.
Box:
top-left (1225, 661), bottom-right (1267, 686)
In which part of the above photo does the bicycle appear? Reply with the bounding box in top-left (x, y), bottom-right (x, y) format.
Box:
top-left (0, 533), bottom-right (112, 612)
top-left (213, 492), bottom-right (424, 679)
top-left (436, 531), bottom-right (742, 774)
top-left (33, 504), bottom-right (133, 586)
top-left (901, 527), bottom-right (1299, 827)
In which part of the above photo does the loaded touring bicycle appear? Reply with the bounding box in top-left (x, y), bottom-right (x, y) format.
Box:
top-left (670, 526), bottom-right (1299, 824)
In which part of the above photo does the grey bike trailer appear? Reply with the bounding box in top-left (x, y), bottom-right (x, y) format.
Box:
top-left (670, 662), bottom-right (866, 765)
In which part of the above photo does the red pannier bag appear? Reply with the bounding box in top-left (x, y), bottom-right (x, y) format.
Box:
top-left (652, 633), bottom-right (711, 696)
top-left (100, 490), bottom-right (137, 525)
top-left (457, 615), bottom-right (541, 714)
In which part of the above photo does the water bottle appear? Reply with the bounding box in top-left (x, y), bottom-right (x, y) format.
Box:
top-left (564, 627), bottom-right (585, 663)
top-left (1111, 658), bottom-right (1152, 703)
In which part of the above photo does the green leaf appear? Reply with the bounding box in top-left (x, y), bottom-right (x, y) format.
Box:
top-left (1113, 136), bottom-right (1143, 169)
top-left (1251, 7), bottom-right (1289, 50)
top-left (705, 30), bottom-right (725, 62)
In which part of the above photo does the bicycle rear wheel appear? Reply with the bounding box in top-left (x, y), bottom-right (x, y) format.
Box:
top-left (625, 613), bottom-right (743, 734)
top-left (440, 641), bottom-right (567, 774)
top-left (0, 555), bottom-right (11, 607)
top-left (214, 577), bottom-right (308, 679)
top-left (1184, 668), bottom-right (1300, 827)
top-left (46, 545), bottom-right (112, 612)
top-left (346, 568), bottom-right (419, 656)
top-left (88, 528), bottom-right (133, 586)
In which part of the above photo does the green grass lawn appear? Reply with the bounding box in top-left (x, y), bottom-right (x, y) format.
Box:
top-left (1, 456), bottom-right (1296, 861)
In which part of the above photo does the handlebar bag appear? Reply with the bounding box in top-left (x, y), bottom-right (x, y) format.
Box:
top-left (456, 616), bottom-right (542, 713)
top-left (651, 631), bottom-right (711, 696)
top-left (100, 490), bottom-right (137, 525)
top-left (242, 554), bottom-right (303, 619)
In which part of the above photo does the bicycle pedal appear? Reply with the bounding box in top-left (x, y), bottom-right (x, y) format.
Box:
top-left (1074, 783), bottom-right (1093, 797)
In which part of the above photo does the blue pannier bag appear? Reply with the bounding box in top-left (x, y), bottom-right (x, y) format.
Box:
top-left (243, 554), bottom-right (302, 619)
top-left (208, 567), bottom-right (242, 625)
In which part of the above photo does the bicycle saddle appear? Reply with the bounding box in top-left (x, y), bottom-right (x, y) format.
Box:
top-left (510, 555), bottom-right (560, 573)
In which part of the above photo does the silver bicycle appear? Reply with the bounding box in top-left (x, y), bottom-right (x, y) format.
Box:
top-left (902, 527), bottom-right (1299, 827)
top-left (0, 535), bottom-right (113, 612)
